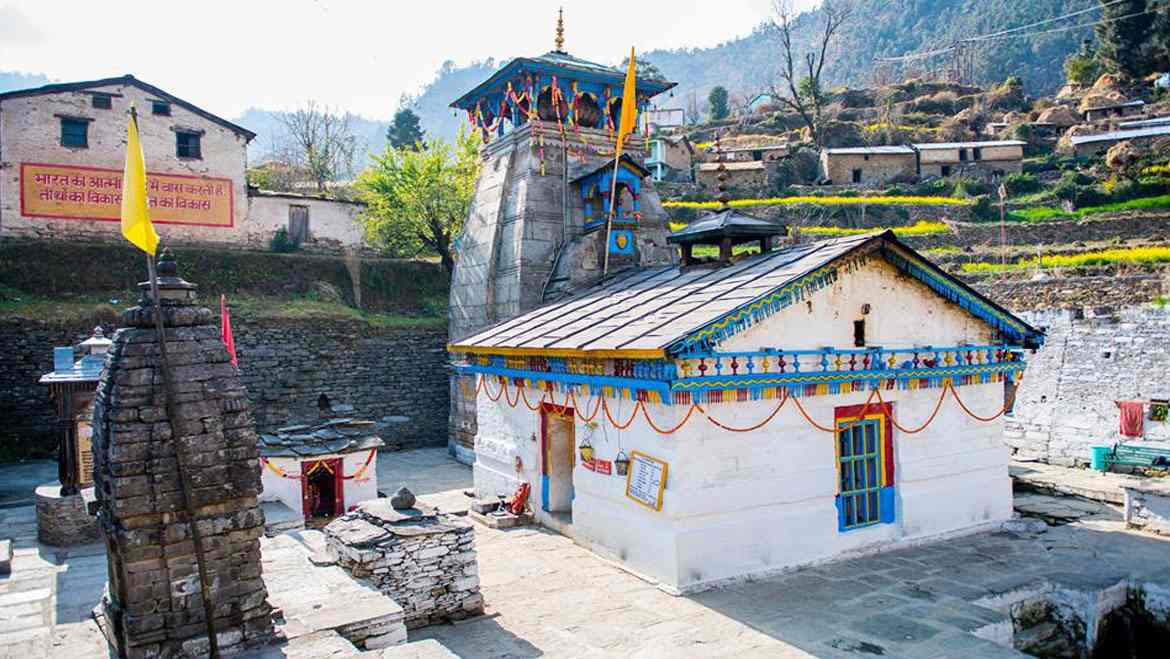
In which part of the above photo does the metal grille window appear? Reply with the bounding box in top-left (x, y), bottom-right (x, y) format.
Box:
top-left (837, 417), bottom-right (883, 529)
top-left (60, 118), bottom-right (89, 148)
top-left (176, 132), bottom-right (201, 159)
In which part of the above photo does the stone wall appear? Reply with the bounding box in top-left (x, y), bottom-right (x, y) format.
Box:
top-left (1006, 307), bottom-right (1170, 466)
top-left (0, 317), bottom-right (450, 461)
top-left (324, 499), bottom-right (483, 629)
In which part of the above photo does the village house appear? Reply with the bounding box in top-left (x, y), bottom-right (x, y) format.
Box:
top-left (646, 133), bottom-right (695, 182)
top-left (449, 226), bottom-right (1043, 593)
top-left (696, 160), bottom-right (767, 191)
top-left (820, 140), bottom-right (1026, 184)
top-left (0, 75), bottom-right (364, 253)
top-left (819, 145), bottom-right (917, 185)
top-left (915, 140), bottom-right (1026, 177)
top-left (1069, 124), bottom-right (1170, 156)
top-left (720, 143), bottom-right (789, 164)
top-left (1082, 99), bottom-right (1146, 123)
top-left (1119, 115), bottom-right (1170, 130)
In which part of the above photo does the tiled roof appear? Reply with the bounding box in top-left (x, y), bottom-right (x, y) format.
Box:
top-left (1070, 125), bottom-right (1170, 145)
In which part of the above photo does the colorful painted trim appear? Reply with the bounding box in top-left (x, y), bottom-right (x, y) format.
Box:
top-left (453, 363), bottom-right (670, 403)
top-left (881, 245), bottom-right (1042, 346)
top-left (670, 362), bottom-right (1023, 406)
top-left (668, 253), bottom-right (868, 354)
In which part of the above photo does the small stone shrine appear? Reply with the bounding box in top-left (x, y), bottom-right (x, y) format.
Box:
top-left (258, 419), bottom-right (384, 524)
top-left (91, 250), bottom-right (274, 657)
top-left (35, 326), bottom-right (112, 546)
top-left (324, 494), bottom-right (483, 629)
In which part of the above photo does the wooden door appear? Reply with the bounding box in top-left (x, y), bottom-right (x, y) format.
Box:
top-left (540, 404), bottom-right (575, 513)
top-left (288, 205), bottom-right (309, 245)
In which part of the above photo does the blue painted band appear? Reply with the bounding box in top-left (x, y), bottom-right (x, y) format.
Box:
top-left (671, 361), bottom-right (1025, 393)
top-left (454, 363), bottom-right (672, 396)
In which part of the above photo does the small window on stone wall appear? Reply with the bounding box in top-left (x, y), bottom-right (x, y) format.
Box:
top-left (91, 94), bottom-right (112, 110)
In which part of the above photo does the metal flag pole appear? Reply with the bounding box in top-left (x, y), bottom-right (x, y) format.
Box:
top-left (131, 102), bottom-right (220, 657)
top-left (601, 154), bottom-right (622, 277)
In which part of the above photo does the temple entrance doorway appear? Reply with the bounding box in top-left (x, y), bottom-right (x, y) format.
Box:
top-left (541, 404), bottom-right (575, 521)
top-left (302, 458), bottom-right (343, 526)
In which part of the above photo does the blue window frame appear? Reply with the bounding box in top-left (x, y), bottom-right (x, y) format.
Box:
top-left (835, 411), bottom-right (896, 531)
top-left (60, 118), bottom-right (89, 148)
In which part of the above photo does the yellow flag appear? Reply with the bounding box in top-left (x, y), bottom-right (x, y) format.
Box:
top-left (120, 108), bottom-right (159, 256)
top-left (615, 47), bottom-right (637, 159)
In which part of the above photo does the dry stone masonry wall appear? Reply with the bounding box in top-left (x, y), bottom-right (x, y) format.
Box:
top-left (324, 499), bottom-right (483, 629)
top-left (1007, 307), bottom-right (1170, 466)
top-left (0, 318), bottom-right (451, 460)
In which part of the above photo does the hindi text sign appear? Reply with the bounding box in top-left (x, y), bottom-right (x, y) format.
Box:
top-left (625, 451), bottom-right (668, 511)
top-left (21, 163), bottom-right (234, 227)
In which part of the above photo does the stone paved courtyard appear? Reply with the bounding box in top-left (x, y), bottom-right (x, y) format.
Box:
top-left (1, 448), bottom-right (1168, 658)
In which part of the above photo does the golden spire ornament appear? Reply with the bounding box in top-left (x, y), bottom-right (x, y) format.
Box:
top-left (554, 8), bottom-right (565, 53)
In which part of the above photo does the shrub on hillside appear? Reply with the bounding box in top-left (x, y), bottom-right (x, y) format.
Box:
top-left (270, 227), bottom-right (300, 253)
top-left (1002, 173), bottom-right (1041, 196)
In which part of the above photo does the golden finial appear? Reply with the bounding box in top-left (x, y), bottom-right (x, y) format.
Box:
top-left (554, 8), bottom-right (565, 53)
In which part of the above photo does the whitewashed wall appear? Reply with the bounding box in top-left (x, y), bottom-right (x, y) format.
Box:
top-left (245, 193), bottom-right (365, 252)
top-left (259, 451), bottom-right (379, 516)
top-left (719, 257), bottom-right (997, 353)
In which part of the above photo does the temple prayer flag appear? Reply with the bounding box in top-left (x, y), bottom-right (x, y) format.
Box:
top-left (615, 47), bottom-right (637, 159)
top-left (221, 295), bottom-right (238, 366)
top-left (120, 107), bottom-right (159, 256)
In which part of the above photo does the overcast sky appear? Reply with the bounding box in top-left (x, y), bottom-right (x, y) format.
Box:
top-left (0, 0), bottom-right (819, 119)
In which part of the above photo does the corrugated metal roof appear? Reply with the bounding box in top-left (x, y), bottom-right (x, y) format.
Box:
top-left (697, 161), bottom-right (767, 171)
top-left (824, 146), bottom-right (915, 155)
top-left (451, 233), bottom-right (880, 357)
top-left (1119, 116), bottom-right (1170, 129)
top-left (1070, 125), bottom-right (1170, 145)
top-left (913, 140), bottom-right (1027, 150)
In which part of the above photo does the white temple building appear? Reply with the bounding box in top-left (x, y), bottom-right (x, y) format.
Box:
top-left (449, 229), bottom-right (1044, 593)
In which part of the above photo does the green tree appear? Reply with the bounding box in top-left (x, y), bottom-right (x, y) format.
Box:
top-left (357, 130), bottom-right (481, 274)
top-left (621, 56), bottom-right (668, 81)
top-left (1095, 0), bottom-right (1156, 78)
top-left (708, 86), bottom-right (730, 120)
top-left (386, 107), bottom-right (425, 150)
top-left (1151, 7), bottom-right (1170, 71)
top-left (1063, 40), bottom-right (1102, 86)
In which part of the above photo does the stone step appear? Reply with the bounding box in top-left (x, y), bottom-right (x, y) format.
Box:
top-left (1010, 460), bottom-right (1138, 505)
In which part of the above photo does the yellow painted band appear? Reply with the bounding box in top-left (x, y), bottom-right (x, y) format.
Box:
top-left (447, 344), bottom-right (665, 360)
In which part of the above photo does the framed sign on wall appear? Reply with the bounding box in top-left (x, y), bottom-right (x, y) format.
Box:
top-left (625, 450), bottom-right (668, 512)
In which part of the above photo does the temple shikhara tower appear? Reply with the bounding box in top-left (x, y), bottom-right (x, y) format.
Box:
top-left (448, 13), bottom-right (678, 460)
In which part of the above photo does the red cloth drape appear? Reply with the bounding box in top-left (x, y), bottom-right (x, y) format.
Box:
top-left (220, 294), bottom-right (238, 366)
top-left (1119, 401), bottom-right (1144, 438)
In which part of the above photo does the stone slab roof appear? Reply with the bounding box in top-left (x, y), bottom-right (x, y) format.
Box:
top-left (259, 418), bottom-right (384, 457)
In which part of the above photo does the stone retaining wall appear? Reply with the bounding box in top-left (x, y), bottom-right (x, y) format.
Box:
top-left (1007, 307), bottom-right (1170, 466)
top-left (0, 317), bottom-right (450, 461)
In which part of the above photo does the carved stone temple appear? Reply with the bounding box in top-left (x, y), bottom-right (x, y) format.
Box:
top-left (91, 251), bottom-right (274, 657)
top-left (447, 14), bottom-right (679, 461)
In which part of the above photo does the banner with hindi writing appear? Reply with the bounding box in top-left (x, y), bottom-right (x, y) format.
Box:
top-left (20, 163), bottom-right (234, 227)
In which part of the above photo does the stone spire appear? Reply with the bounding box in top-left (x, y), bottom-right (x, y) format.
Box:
top-left (554, 8), bottom-right (565, 53)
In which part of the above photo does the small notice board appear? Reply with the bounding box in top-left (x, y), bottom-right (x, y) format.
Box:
top-left (625, 451), bottom-right (668, 511)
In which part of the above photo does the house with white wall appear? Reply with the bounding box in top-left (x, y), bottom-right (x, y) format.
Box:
top-left (0, 75), bottom-right (365, 253)
top-left (449, 228), bottom-right (1044, 593)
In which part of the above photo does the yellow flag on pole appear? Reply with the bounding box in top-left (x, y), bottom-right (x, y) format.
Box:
top-left (121, 107), bottom-right (159, 256)
top-left (614, 47), bottom-right (637, 159)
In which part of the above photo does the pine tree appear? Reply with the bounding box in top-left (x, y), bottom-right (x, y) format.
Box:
top-left (708, 86), bottom-right (730, 121)
top-left (386, 108), bottom-right (425, 150)
top-left (1095, 0), bottom-right (1155, 78)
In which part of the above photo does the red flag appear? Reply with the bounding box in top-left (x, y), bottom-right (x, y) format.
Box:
top-left (220, 294), bottom-right (238, 366)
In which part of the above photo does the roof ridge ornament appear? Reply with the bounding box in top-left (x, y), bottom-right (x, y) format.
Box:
top-left (554, 8), bottom-right (566, 53)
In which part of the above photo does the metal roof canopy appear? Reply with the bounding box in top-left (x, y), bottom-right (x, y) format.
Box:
top-left (667, 209), bottom-right (785, 245)
top-left (450, 231), bottom-right (1045, 358)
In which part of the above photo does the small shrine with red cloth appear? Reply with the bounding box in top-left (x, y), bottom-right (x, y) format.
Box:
top-left (258, 418), bottom-right (383, 523)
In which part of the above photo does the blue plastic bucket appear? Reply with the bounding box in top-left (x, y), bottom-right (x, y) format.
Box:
top-left (1090, 446), bottom-right (1110, 471)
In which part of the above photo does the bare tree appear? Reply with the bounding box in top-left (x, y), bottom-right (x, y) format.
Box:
top-left (767, 0), bottom-right (853, 149)
top-left (276, 101), bottom-right (359, 193)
